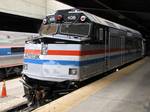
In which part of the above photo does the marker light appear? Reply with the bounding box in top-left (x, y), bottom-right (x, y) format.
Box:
top-left (56, 15), bottom-right (63, 21)
top-left (80, 16), bottom-right (86, 22)
top-left (69, 68), bottom-right (77, 75)
top-left (43, 18), bottom-right (47, 24)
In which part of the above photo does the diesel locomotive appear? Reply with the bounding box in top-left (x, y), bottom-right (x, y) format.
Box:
top-left (22, 9), bottom-right (145, 105)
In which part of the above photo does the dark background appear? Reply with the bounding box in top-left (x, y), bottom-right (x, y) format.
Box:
top-left (57, 0), bottom-right (150, 55)
top-left (0, 0), bottom-right (150, 55)
top-left (0, 12), bottom-right (41, 33)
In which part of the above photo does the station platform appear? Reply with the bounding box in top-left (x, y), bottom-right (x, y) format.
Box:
top-left (0, 78), bottom-right (27, 111)
top-left (34, 57), bottom-right (150, 112)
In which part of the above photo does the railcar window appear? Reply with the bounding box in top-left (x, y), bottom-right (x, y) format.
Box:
top-left (94, 27), bottom-right (104, 42)
top-left (109, 28), bottom-right (121, 48)
top-left (99, 28), bottom-right (103, 41)
top-left (60, 23), bottom-right (90, 36)
top-left (11, 47), bottom-right (24, 53)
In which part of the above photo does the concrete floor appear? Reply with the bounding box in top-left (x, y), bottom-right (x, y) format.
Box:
top-left (34, 57), bottom-right (150, 112)
top-left (0, 78), bottom-right (26, 111)
top-left (1, 58), bottom-right (149, 112)
top-left (69, 57), bottom-right (150, 112)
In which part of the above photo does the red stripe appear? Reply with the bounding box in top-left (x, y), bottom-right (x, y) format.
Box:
top-left (47, 49), bottom-right (126, 56)
top-left (80, 50), bottom-right (105, 56)
top-left (25, 49), bottom-right (41, 55)
top-left (47, 50), bottom-right (80, 56)
top-left (47, 50), bottom-right (106, 56)
top-left (25, 49), bottom-right (126, 56)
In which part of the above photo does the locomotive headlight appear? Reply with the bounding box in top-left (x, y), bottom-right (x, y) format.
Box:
top-left (69, 68), bottom-right (78, 75)
top-left (56, 15), bottom-right (63, 21)
top-left (43, 18), bottom-right (48, 24)
top-left (80, 16), bottom-right (86, 22)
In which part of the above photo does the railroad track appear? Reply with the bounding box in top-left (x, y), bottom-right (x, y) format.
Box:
top-left (5, 74), bottom-right (109, 112)
top-left (0, 75), bottom-right (21, 82)
top-left (5, 70), bottom-right (116, 112)
top-left (5, 102), bottom-right (28, 112)
top-left (6, 101), bottom-right (45, 112)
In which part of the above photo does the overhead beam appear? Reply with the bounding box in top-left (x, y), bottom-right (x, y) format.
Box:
top-left (0, 0), bottom-right (72, 19)
top-left (93, 0), bottom-right (138, 25)
top-left (77, 7), bottom-right (150, 15)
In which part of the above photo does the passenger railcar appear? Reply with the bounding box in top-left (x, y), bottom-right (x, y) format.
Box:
top-left (22, 9), bottom-right (145, 104)
top-left (0, 31), bottom-right (37, 80)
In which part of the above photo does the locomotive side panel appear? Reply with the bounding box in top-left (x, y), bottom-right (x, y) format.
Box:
top-left (109, 28), bottom-right (123, 69)
top-left (79, 44), bottom-right (105, 81)
top-left (124, 33), bottom-right (143, 63)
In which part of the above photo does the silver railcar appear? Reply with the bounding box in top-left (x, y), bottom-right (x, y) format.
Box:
top-left (0, 31), bottom-right (37, 80)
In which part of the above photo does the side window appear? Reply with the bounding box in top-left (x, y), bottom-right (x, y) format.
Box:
top-left (99, 28), bottom-right (104, 41)
top-left (95, 27), bottom-right (104, 41)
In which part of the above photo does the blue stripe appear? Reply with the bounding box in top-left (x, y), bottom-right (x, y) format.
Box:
top-left (24, 59), bottom-right (80, 66)
top-left (0, 48), bottom-right (11, 55)
top-left (0, 48), bottom-right (23, 56)
top-left (24, 57), bottom-right (105, 66)
top-left (24, 51), bottom-right (141, 66)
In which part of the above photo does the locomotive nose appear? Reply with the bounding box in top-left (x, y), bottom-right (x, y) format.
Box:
top-left (22, 43), bottom-right (80, 82)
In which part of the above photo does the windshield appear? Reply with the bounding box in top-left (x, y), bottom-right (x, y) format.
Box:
top-left (60, 23), bottom-right (90, 36)
top-left (39, 23), bottom-right (90, 37)
top-left (39, 24), bottom-right (58, 35)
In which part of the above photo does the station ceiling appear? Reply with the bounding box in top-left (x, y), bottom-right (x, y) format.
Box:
top-left (57, 0), bottom-right (150, 39)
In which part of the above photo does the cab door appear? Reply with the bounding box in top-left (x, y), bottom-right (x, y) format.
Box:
top-left (120, 32), bottom-right (126, 65)
top-left (92, 25), bottom-right (108, 73)
top-left (104, 27), bottom-right (110, 72)
top-left (92, 25), bottom-right (109, 73)
top-left (95, 26), bottom-right (109, 72)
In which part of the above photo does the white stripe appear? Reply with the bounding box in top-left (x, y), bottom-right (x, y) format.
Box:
top-left (25, 44), bottom-right (104, 51)
top-left (0, 54), bottom-right (23, 58)
top-left (25, 44), bottom-right (41, 50)
top-left (40, 55), bottom-right (79, 61)
top-left (48, 44), bottom-right (81, 50)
